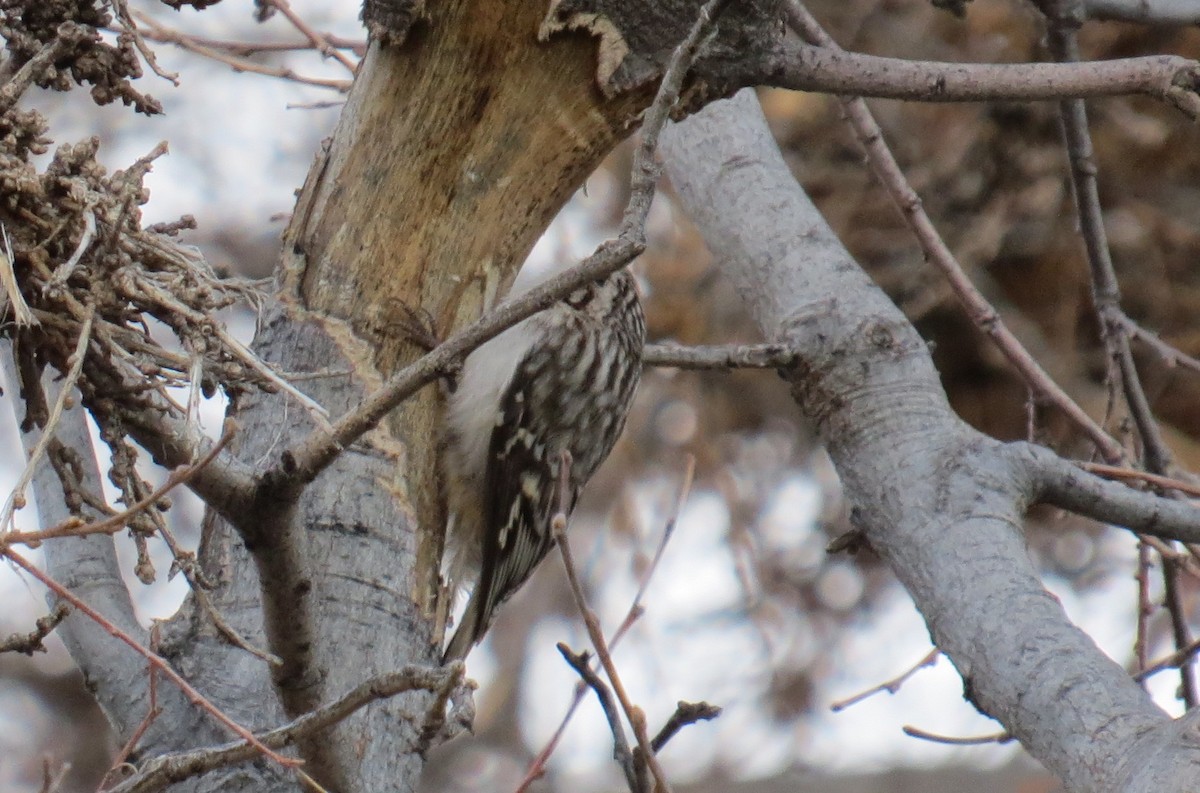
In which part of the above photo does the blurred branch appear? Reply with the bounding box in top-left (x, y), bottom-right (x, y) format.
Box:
top-left (108, 664), bottom-right (463, 793)
top-left (130, 11), bottom-right (353, 92)
top-left (256, 0), bottom-right (358, 73)
top-left (830, 648), bottom-right (940, 712)
top-left (643, 342), bottom-right (795, 370)
top-left (1121, 313), bottom-right (1200, 380)
top-left (902, 725), bottom-right (1012, 745)
top-left (1080, 462), bottom-right (1200, 498)
top-left (649, 701), bottom-right (721, 753)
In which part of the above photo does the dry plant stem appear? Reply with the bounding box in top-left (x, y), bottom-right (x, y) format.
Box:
top-left (1, 420), bottom-right (235, 548)
top-left (258, 0), bottom-right (357, 73)
top-left (902, 725), bottom-right (1012, 745)
top-left (517, 455), bottom-right (695, 793)
top-left (1, 305), bottom-right (95, 532)
top-left (642, 342), bottom-right (795, 370)
top-left (107, 665), bottom-right (458, 793)
top-left (558, 644), bottom-right (643, 793)
top-left (553, 452), bottom-right (673, 793)
top-left (273, 0), bottom-right (722, 492)
top-left (782, 0), bottom-right (1124, 464)
top-left (760, 39), bottom-right (1200, 116)
top-left (0, 22), bottom-right (90, 113)
top-left (1041, 0), bottom-right (1195, 706)
top-left (130, 12), bottom-right (352, 92)
top-left (1, 548), bottom-right (299, 772)
top-left (830, 647), bottom-right (941, 711)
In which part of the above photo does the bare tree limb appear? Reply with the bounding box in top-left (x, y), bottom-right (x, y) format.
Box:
top-left (1027, 444), bottom-right (1200, 543)
top-left (659, 87), bottom-right (1174, 793)
top-left (754, 39), bottom-right (1200, 117)
top-left (108, 664), bottom-right (462, 793)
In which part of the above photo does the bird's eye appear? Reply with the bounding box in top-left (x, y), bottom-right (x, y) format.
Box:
top-left (566, 285), bottom-right (594, 309)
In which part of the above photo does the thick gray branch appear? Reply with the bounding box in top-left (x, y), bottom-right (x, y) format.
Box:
top-left (1024, 443), bottom-right (1200, 543)
top-left (659, 89), bottom-right (1180, 792)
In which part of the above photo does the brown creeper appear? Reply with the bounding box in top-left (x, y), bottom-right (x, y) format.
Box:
top-left (441, 268), bottom-right (645, 661)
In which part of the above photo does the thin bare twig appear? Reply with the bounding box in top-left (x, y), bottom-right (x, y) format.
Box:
top-left (557, 644), bottom-right (643, 793)
top-left (648, 701), bottom-right (721, 753)
top-left (830, 648), bottom-right (941, 712)
top-left (1078, 462), bottom-right (1200, 498)
top-left (110, 0), bottom-right (179, 84)
top-left (902, 725), bottom-right (1012, 745)
top-left (257, 0), bottom-right (358, 74)
top-left (97, 626), bottom-right (164, 792)
top-left (131, 11), bottom-right (353, 92)
top-left (518, 456), bottom-right (695, 792)
top-left (1121, 314), bottom-right (1200, 379)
